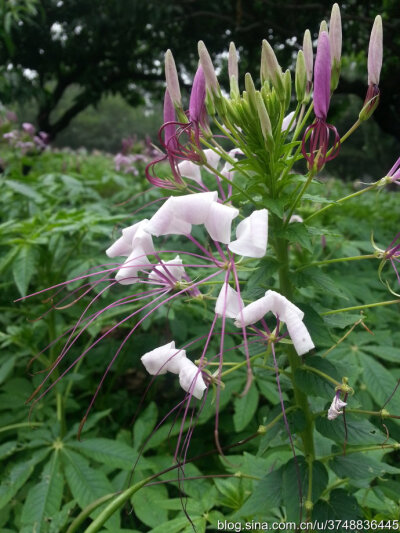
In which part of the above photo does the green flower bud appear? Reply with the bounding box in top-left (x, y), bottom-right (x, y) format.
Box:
top-left (245, 73), bottom-right (258, 114)
top-left (295, 50), bottom-right (307, 103)
top-left (255, 91), bottom-right (273, 146)
top-left (283, 69), bottom-right (292, 111)
top-left (261, 39), bottom-right (285, 100)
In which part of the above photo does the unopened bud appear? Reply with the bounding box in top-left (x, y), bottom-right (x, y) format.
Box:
top-left (303, 30), bottom-right (313, 84)
top-left (245, 72), bottom-right (258, 114)
top-left (198, 41), bottom-right (220, 95)
top-left (368, 15), bottom-right (383, 86)
top-left (319, 20), bottom-right (328, 36)
top-left (261, 39), bottom-right (285, 100)
top-left (255, 91), bottom-right (273, 144)
top-left (228, 41), bottom-right (239, 81)
top-left (329, 3), bottom-right (342, 91)
top-left (295, 50), bottom-right (307, 103)
top-left (165, 49), bottom-right (181, 106)
top-left (283, 69), bottom-right (292, 111)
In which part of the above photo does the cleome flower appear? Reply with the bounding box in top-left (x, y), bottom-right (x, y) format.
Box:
top-left (327, 391), bottom-right (347, 420)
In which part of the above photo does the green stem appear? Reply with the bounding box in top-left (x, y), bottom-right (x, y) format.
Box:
top-left (302, 365), bottom-right (341, 387)
top-left (0, 422), bottom-right (43, 434)
top-left (66, 493), bottom-right (116, 533)
top-left (274, 233), bottom-right (315, 475)
top-left (339, 119), bottom-right (362, 145)
top-left (296, 254), bottom-right (376, 271)
top-left (284, 169), bottom-right (316, 229)
top-left (322, 299), bottom-right (400, 315)
top-left (304, 182), bottom-right (378, 223)
top-left (321, 443), bottom-right (399, 462)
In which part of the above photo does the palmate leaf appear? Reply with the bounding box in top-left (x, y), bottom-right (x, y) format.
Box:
top-left (61, 448), bottom-right (119, 531)
top-left (313, 489), bottom-right (361, 527)
top-left (131, 484), bottom-right (168, 528)
top-left (330, 453), bottom-right (400, 486)
top-left (316, 415), bottom-right (393, 446)
top-left (12, 244), bottom-right (38, 297)
top-left (20, 451), bottom-right (64, 533)
top-left (358, 352), bottom-right (399, 406)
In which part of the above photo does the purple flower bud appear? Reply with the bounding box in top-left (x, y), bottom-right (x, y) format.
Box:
top-left (368, 15), bottom-right (383, 86)
top-left (314, 31), bottom-right (331, 120)
top-left (189, 66), bottom-right (206, 124)
top-left (163, 89), bottom-right (177, 150)
top-left (387, 156), bottom-right (400, 185)
top-left (198, 41), bottom-right (219, 95)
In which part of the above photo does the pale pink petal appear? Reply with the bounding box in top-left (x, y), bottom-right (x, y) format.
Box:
top-left (172, 191), bottom-right (218, 224)
top-left (106, 219), bottom-right (154, 258)
top-left (145, 198), bottom-right (192, 236)
top-left (327, 396), bottom-right (347, 420)
top-left (203, 148), bottom-right (221, 173)
top-left (282, 111), bottom-right (296, 132)
top-left (178, 359), bottom-right (207, 399)
top-left (204, 202), bottom-right (239, 243)
top-left (177, 159), bottom-right (203, 184)
top-left (148, 255), bottom-right (186, 284)
top-left (228, 209), bottom-right (268, 258)
top-left (215, 283), bottom-right (244, 318)
top-left (141, 341), bottom-right (186, 375)
top-left (115, 245), bottom-right (152, 285)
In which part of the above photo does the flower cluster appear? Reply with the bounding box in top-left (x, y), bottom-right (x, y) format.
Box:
top-left (3, 122), bottom-right (49, 155)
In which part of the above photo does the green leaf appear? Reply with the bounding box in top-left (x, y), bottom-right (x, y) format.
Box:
top-left (233, 383), bottom-right (259, 432)
top-left (0, 357), bottom-right (15, 386)
top-left (5, 179), bottom-right (44, 202)
top-left (68, 438), bottom-right (145, 471)
top-left (131, 484), bottom-right (168, 528)
top-left (12, 245), bottom-right (37, 297)
top-left (282, 458), bottom-right (328, 522)
top-left (62, 449), bottom-right (119, 530)
top-left (323, 313), bottom-right (362, 329)
top-left (0, 441), bottom-right (18, 460)
top-left (362, 345), bottom-right (400, 363)
top-left (21, 452), bottom-right (64, 532)
top-left (299, 305), bottom-right (333, 346)
top-left (330, 453), bottom-right (400, 485)
top-left (316, 416), bottom-right (392, 446)
top-left (359, 353), bottom-right (398, 405)
top-left (285, 223), bottom-right (313, 252)
top-left (294, 356), bottom-right (339, 399)
top-left (148, 515), bottom-right (202, 533)
top-left (0, 449), bottom-right (49, 509)
top-left (234, 468), bottom-right (282, 518)
top-left (313, 489), bottom-right (361, 526)
top-left (133, 402), bottom-right (158, 450)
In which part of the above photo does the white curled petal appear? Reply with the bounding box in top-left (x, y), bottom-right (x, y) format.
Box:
top-left (106, 219), bottom-right (150, 258)
top-left (141, 341), bottom-right (186, 375)
top-left (228, 209), bottom-right (268, 258)
top-left (177, 159), bottom-right (203, 185)
top-left (289, 214), bottom-right (303, 224)
top-left (115, 245), bottom-right (152, 285)
top-left (145, 197), bottom-right (192, 236)
top-left (234, 294), bottom-right (271, 327)
top-left (171, 191), bottom-right (218, 225)
top-left (130, 220), bottom-right (155, 256)
top-left (285, 315), bottom-right (315, 356)
top-left (204, 202), bottom-right (239, 243)
top-left (215, 283), bottom-right (244, 318)
top-left (203, 148), bottom-right (221, 173)
top-left (266, 290), bottom-right (304, 321)
top-left (327, 396), bottom-right (347, 420)
top-left (281, 111), bottom-right (296, 132)
top-left (148, 255), bottom-right (185, 284)
top-left (178, 359), bottom-right (207, 399)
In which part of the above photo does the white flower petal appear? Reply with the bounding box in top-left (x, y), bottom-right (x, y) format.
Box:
top-left (178, 359), bottom-right (207, 399)
top-left (228, 209), bottom-right (268, 258)
top-left (171, 191), bottom-right (218, 225)
top-left (141, 341), bottom-right (186, 375)
top-left (204, 202), bottom-right (239, 243)
top-left (145, 197), bottom-right (192, 236)
top-left (234, 294), bottom-right (271, 327)
top-left (203, 148), bottom-right (221, 173)
top-left (106, 219), bottom-right (152, 258)
top-left (285, 315), bottom-right (315, 356)
top-left (115, 245), bottom-right (152, 285)
top-left (148, 255), bottom-right (186, 284)
top-left (327, 396), bottom-right (347, 420)
top-left (177, 159), bottom-right (203, 184)
top-left (266, 290), bottom-right (304, 321)
top-left (289, 214), bottom-right (303, 224)
top-left (281, 111), bottom-right (296, 132)
top-left (215, 283), bottom-right (244, 318)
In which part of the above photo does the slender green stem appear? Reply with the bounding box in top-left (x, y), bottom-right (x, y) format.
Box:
top-left (284, 170), bottom-right (316, 229)
top-left (296, 254), bottom-right (376, 272)
top-left (314, 408), bottom-right (400, 420)
top-left (292, 101), bottom-right (314, 143)
top-left (66, 494), bottom-right (116, 533)
top-left (339, 119), bottom-right (362, 145)
top-left (302, 365), bottom-right (341, 387)
top-left (322, 299), bottom-right (400, 315)
top-left (220, 350), bottom-right (268, 378)
top-left (0, 422), bottom-right (43, 434)
top-left (321, 443), bottom-right (399, 462)
top-left (304, 182), bottom-right (378, 223)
